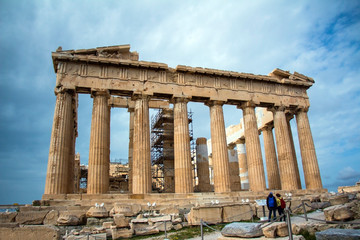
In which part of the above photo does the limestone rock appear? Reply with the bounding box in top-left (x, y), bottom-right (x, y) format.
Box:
top-left (0, 212), bottom-right (17, 223)
top-left (113, 214), bottom-right (129, 228)
top-left (311, 201), bottom-right (331, 209)
top-left (172, 217), bottom-right (182, 224)
top-left (159, 206), bottom-right (180, 215)
top-left (154, 221), bottom-right (173, 231)
top-left (262, 224), bottom-right (277, 238)
top-left (102, 221), bottom-right (114, 229)
top-left (134, 226), bottom-right (159, 236)
top-left (16, 210), bottom-right (48, 225)
top-left (59, 210), bottom-right (87, 225)
top-left (329, 195), bottom-right (349, 206)
top-left (111, 227), bottom-right (133, 239)
top-left (44, 210), bottom-right (59, 225)
top-left (316, 228), bottom-right (360, 240)
top-left (324, 205), bottom-right (355, 221)
top-left (0, 225), bottom-right (60, 240)
top-left (223, 204), bottom-right (252, 222)
top-left (57, 215), bottom-right (80, 226)
top-left (87, 217), bottom-right (100, 226)
top-left (86, 206), bottom-right (108, 218)
top-left (149, 215), bottom-right (171, 223)
top-left (187, 206), bottom-right (222, 225)
top-left (110, 204), bottom-right (140, 217)
top-left (173, 223), bottom-right (183, 230)
top-left (221, 222), bottom-right (263, 238)
top-left (276, 222), bottom-right (288, 237)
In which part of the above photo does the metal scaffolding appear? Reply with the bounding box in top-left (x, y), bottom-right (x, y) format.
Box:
top-left (150, 108), bottom-right (195, 192)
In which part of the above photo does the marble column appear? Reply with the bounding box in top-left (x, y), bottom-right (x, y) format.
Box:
top-left (67, 93), bottom-right (78, 194)
top-left (228, 147), bottom-right (241, 191)
top-left (272, 106), bottom-right (299, 190)
top-left (240, 102), bottom-right (266, 191)
top-left (128, 108), bottom-right (134, 193)
top-left (45, 89), bottom-right (74, 194)
top-left (87, 90), bottom-right (111, 194)
top-left (132, 95), bottom-right (152, 194)
top-left (208, 101), bottom-right (231, 193)
top-left (196, 138), bottom-right (211, 192)
top-left (173, 98), bottom-right (193, 193)
top-left (296, 108), bottom-right (323, 189)
top-left (163, 109), bottom-right (175, 192)
top-left (236, 139), bottom-right (249, 190)
top-left (262, 125), bottom-right (281, 190)
top-left (286, 117), bottom-right (302, 189)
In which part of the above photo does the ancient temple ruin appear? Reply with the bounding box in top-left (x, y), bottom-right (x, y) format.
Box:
top-left (43, 44), bottom-right (323, 202)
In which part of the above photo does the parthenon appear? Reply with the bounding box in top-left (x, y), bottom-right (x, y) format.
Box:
top-left (43, 44), bottom-right (323, 201)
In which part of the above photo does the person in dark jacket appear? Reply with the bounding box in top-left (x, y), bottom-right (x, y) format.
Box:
top-left (266, 192), bottom-right (277, 222)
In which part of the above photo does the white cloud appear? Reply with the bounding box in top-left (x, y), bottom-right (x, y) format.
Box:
top-left (337, 167), bottom-right (360, 181)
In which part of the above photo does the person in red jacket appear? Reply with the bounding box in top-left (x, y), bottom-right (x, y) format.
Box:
top-left (276, 193), bottom-right (286, 221)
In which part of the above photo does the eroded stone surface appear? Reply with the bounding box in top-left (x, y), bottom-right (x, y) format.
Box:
top-left (221, 222), bottom-right (263, 238)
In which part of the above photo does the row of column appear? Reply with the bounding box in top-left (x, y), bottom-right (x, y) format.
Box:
top-left (45, 89), bottom-right (322, 195)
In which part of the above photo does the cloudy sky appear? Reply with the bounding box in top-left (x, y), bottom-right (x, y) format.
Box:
top-left (0, 0), bottom-right (359, 204)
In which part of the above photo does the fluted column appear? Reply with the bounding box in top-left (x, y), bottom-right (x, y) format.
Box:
top-left (240, 102), bottom-right (266, 191)
top-left (67, 93), bottom-right (78, 194)
top-left (296, 108), bottom-right (323, 189)
top-left (228, 147), bottom-right (241, 191)
top-left (132, 95), bottom-right (151, 194)
top-left (208, 101), bottom-right (231, 193)
top-left (262, 125), bottom-right (281, 190)
top-left (45, 89), bottom-right (74, 194)
top-left (196, 138), bottom-right (211, 192)
top-left (272, 106), bottom-right (299, 190)
top-left (236, 139), bottom-right (249, 190)
top-left (87, 90), bottom-right (111, 194)
top-left (286, 116), bottom-right (302, 189)
top-left (128, 108), bottom-right (134, 193)
top-left (173, 98), bottom-right (193, 193)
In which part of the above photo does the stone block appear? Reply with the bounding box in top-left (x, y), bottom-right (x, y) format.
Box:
top-left (44, 210), bottom-right (59, 225)
top-left (311, 201), bottom-right (331, 209)
top-left (324, 205), bottom-right (355, 221)
top-left (86, 206), bottom-right (108, 218)
top-left (87, 217), bottom-right (100, 226)
top-left (134, 226), bottom-right (159, 236)
top-left (221, 222), bottom-right (263, 238)
top-left (291, 200), bottom-right (312, 214)
top-left (172, 217), bottom-right (182, 224)
top-left (0, 225), bottom-right (60, 240)
top-left (16, 210), bottom-right (48, 225)
top-left (0, 223), bottom-right (19, 228)
top-left (223, 204), bottom-right (252, 222)
top-left (111, 227), bottom-right (133, 239)
top-left (113, 214), bottom-right (129, 228)
top-left (149, 215), bottom-right (171, 223)
top-left (276, 222), bottom-right (288, 237)
top-left (262, 224), bottom-right (276, 238)
top-left (173, 223), bottom-right (183, 230)
top-left (154, 221), bottom-right (172, 231)
top-left (59, 210), bottom-right (87, 225)
top-left (57, 215), bottom-right (80, 226)
top-left (102, 221), bottom-right (114, 229)
top-left (159, 206), bottom-right (180, 215)
top-left (187, 206), bottom-right (222, 225)
top-left (110, 203), bottom-right (141, 217)
top-left (329, 195), bottom-right (349, 206)
top-left (316, 228), bottom-right (360, 240)
top-left (0, 212), bottom-right (17, 223)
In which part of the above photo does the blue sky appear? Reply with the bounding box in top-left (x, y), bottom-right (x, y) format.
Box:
top-left (0, 0), bottom-right (359, 204)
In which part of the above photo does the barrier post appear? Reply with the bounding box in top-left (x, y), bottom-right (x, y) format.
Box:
top-left (285, 208), bottom-right (293, 240)
top-left (301, 200), bottom-right (308, 221)
top-left (200, 219), bottom-right (204, 240)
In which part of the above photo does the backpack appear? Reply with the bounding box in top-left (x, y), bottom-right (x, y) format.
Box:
top-left (280, 198), bottom-right (286, 209)
top-left (268, 196), bottom-right (276, 208)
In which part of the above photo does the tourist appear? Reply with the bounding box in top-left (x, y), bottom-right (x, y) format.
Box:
top-left (276, 193), bottom-right (286, 221)
top-left (266, 192), bottom-right (277, 222)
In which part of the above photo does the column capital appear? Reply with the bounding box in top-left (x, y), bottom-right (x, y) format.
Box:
top-left (295, 106), bottom-right (309, 114)
top-left (235, 137), bottom-right (245, 145)
top-left (91, 89), bottom-right (110, 98)
top-left (131, 93), bottom-right (151, 101)
top-left (260, 123), bottom-right (274, 132)
top-left (54, 87), bottom-right (75, 95)
top-left (267, 105), bottom-right (287, 113)
top-left (227, 143), bottom-right (236, 150)
top-left (237, 100), bottom-right (258, 110)
top-left (170, 97), bottom-right (190, 104)
top-left (205, 100), bottom-right (225, 107)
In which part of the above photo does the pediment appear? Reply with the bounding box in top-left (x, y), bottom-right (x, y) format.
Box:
top-left (269, 68), bottom-right (314, 83)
